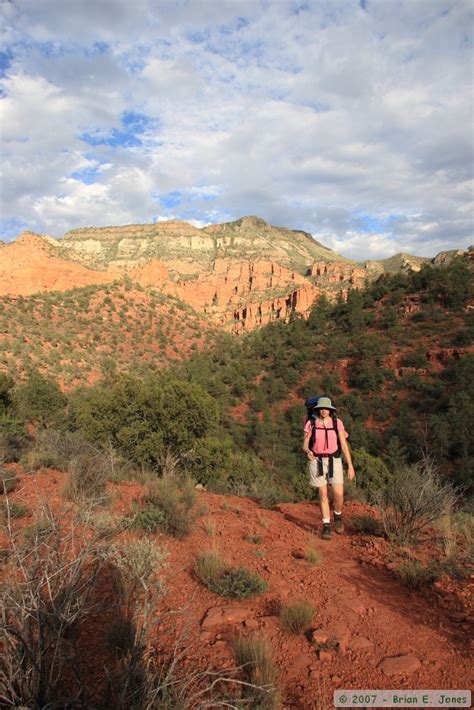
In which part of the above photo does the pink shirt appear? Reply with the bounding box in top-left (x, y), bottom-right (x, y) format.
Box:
top-left (304, 417), bottom-right (346, 455)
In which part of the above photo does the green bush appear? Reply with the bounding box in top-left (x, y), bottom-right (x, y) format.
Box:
top-left (207, 565), bottom-right (268, 598)
top-left (0, 415), bottom-right (27, 462)
top-left (13, 372), bottom-right (65, 425)
top-left (352, 448), bottom-right (391, 499)
top-left (68, 376), bottom-right (218, 467)
top-left (190, 435), bottom-right (233, 488)
top-left (1, 500), bottom-right (29, 520)
top-left (0, 373), bottom-right (14, 414)
top-left (133, 505), bottom-right (166, 533)
top-left (195, 552), bottom-right (268, 599)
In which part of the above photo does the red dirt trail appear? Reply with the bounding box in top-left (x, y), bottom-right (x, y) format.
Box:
top-left (2, 467), bottom-right (472, 710)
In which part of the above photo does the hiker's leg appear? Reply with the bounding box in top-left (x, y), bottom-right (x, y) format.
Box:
top-left (318, 484), bottom-right (330, 520)
top-left (332, 483), bottom-right (344, 514)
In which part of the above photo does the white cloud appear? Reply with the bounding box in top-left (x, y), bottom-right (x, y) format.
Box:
top-left (0, 0), bottom-right (472, 257)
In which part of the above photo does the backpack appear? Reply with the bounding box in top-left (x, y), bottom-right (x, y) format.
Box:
top-left (304, 395), bottom-right (341, 458)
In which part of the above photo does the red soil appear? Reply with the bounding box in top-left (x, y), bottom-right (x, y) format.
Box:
top-left (2, 467), bottom-right (472, 709)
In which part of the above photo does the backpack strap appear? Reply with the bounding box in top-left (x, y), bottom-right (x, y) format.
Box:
top-left (332, 415), bottom-right (342, 458)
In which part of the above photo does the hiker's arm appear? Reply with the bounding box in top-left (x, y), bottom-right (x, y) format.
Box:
top-left (339, 430), bottom-right (355, 480)
top-left (303, 432), bottom-right (314, 460)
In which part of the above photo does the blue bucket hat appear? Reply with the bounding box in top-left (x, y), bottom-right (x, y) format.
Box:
top-left (315, 396), bottom-right (336, 411)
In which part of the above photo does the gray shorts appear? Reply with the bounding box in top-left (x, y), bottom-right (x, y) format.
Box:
top-left (309, 457), bottom-right (344, 488)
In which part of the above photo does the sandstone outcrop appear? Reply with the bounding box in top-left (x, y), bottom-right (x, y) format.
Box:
top-left (0, 232), bottom-right (119, 296)
top-left (308, 261), bottom-right (368, 289)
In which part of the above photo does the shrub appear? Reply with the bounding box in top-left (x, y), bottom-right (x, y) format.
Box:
top-left (87, 511), bottom-right (126, 538)
top-left (350, 514), bottom-right (384, 536)
top-left (105, 615), bottom-right (136, 657)
top-left (22, 429), bottom-right (98, 472)
top-left (375, 460), bottom-right (459, 545)
top-left (204, 565), bottom-right (268, 599)
top-left (195, 551), bottom-right (268, 599)
top-left (352, 448), bottom-right (391, 500)
top-left (0, 415), bottom-right (27, 462)
top-left (0, 468), bottom-right (17, 494)
top-left (280, 601), bottom-right (314, 634)
top-left (1, 507), bottom-right (103, 707)
top-left (232, 635), bottom-right (280, 709)
top-left (1, 500), bottom-right (29, 520)
top-left (254, 484), bottom-right (293, 509)
top-left (395, 560), bottom-right (442, 589)
top-left (68, 375), bottom-right (218, 467)
top-left (142, 476), bottom-right (196, 538)
top-left (436, 511), bottom-right (474, 580)
top-left (109, 538), bottom-right (168, 595)
top-left (63, 453), bottom-right (109, 505)
top-left (133, 505), bottom-right (166, 533)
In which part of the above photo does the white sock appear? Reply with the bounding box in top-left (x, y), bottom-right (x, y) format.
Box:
top-left (334, 511), bottom-right (342, 516)
top-left (322, 518), bottom-right (330, 524)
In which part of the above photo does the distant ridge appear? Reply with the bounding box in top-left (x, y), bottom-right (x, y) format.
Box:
top-left (1, 217), bottom-right (471, 333)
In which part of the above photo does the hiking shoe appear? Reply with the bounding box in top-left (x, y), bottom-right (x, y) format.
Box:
top-left (334, 515), bottom-right (344, 534)
top-left (322, 523), bottom-right (332, 540)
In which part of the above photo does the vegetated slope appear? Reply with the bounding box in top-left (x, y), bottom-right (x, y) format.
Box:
top-left (171, 257), bottom-right (474, 496)
top-left (0, 282), bottom-right (216, 388)
top-left (1, 466), bottom-right (471, 709)
top-left (2, 257), bottom-right (471, 503)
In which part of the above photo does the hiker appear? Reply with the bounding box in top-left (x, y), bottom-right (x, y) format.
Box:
top-left (302, 396), bottom-right (355, 540)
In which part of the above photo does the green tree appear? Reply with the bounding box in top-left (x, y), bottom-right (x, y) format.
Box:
top-left (68, 375), bottom-right (218, 466)
top-left (13, 372), bottom-right (65, 425)
top-left (352, 448), bottom-right (392, 499)
top-left (0, 373), bottom-right (14, 415)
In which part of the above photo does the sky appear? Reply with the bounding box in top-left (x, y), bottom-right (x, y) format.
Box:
top-left (0, 0), bottom-right (473, 261)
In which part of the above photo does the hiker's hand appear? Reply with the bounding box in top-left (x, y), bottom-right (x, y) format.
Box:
top-left (347, 466), bottom-right (355, 481)
top-left (307, 451), bottom-right (314, 461)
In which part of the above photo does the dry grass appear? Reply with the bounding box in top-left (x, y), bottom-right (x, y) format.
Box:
top-left (142, 476), bottom-right (197, 538)
top-left (305, 536), bottom-right (321, 565)
top-left (280, 600), bottom-right (314, 634)
top-left (232, 635), bottom-right (280, 709)
top-left (1, 504), bottom-right (106, 707)
top-left (395, 559), bottom-right (442, 589)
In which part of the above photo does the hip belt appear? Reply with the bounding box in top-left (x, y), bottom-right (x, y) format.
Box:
top-left (315, 453), bottom-right (341, 480)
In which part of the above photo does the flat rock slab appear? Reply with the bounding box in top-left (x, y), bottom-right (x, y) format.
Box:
top-left (379, 655), bottom-right (421, 677)
top-left (334, 594), bottom-right (367, 615)
top-left (201, 606), bottom-right (250, 629)
top-left (351, 636), bottom-right (374, 651)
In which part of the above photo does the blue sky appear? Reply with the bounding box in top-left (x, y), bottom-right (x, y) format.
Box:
top-left (0, 0), bottom-right (472, 260)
